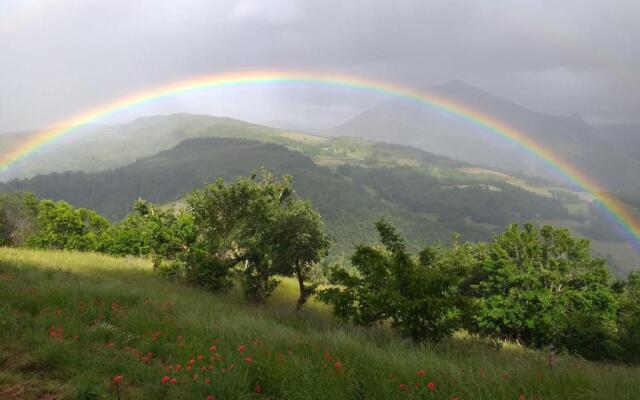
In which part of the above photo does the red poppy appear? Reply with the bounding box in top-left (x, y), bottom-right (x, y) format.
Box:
top-left (161, 376), bottom-right (170, 384)
top-left (205, 379), bottom-right (211, 385)
top-left (207, 396), bottom-right (215, 400)
top-left (334, 361), bottom-right (342, 370)
top-left (170, 377), bottom-right (177, 385)
top-left (255, 384), bottom-right (262, 393)
top-left (209, 345), bottom-right (217, 352)
top-left (112, 375), bottom-right (123, 384)
top-left (416, 370), bottom-right (426, 377)
top-left (238, 345), bottom-right (246, 353)
top-left (245, 356), bottom-right (253, 364)
top-left (399, 383), bottom-right (407, 391)
top-left (427, 381), bottom-right (436, 391)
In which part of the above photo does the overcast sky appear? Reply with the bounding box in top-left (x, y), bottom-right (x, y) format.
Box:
top-left (1, 0), bottom-right (638, 133)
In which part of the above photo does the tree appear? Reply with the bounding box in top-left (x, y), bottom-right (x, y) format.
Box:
top-left (98, 199), bottom-right (195, 267)
top-left (471, 223), bottom-right (619, 360)
top-left (618, 271), bottom-right (640, 363)
top-left (28, 200), bottom-right (109, 251)
top-left (319, 219), bottom-right (474, 342)
top-left (185, 171), bottom-right (295, 301)
top-left (0, 192), bottom-right (38, 246)
top-left (270, 199), bottom-right (331, 309)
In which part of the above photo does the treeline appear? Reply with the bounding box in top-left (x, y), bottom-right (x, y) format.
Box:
top-left (1, 172), bottom-right (639, 364)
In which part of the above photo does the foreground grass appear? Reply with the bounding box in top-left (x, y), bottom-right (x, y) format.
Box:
top-left (1, 248), bottom-right (638, 399)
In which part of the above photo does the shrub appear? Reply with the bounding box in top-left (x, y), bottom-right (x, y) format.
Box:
top-left (319, 219), bottom-right (474, 342)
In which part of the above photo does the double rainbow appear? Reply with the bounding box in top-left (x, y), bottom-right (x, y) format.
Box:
top-left (1, 70), bottom-right (639, 251)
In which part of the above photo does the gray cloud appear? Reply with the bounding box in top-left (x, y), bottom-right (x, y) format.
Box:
top-left (1, 0), bottom-right (638, 132)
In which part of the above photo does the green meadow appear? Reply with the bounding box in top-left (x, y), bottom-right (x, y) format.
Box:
top-left (1, 248), bottom-right (638, 400)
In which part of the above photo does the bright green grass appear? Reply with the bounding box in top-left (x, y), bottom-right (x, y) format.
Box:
top-left (1, 248), bottom-right (639, 399)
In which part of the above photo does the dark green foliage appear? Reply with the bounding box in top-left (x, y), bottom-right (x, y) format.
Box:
top-left (270, 199), bottom-right (331, 308)
top-left (181, 247), bottom-right (234, 292)
top-left (319, 219), bottom-right (475, 342)
top-left (185, 171), bottom-right (328, 303)
top-left (27, 200), bottom-right (109, 251)
top-left (98, 200), bottom-right (195, 264)
top-left (0, 191), bottom-right (38, 246)
top-left (618, 271), bottom-right (640, 363)
top-left (470, 224), bottom-right (619, 360)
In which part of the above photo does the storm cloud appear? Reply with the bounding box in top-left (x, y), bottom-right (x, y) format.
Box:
top-left (1, 0), bottom-right (638, 132)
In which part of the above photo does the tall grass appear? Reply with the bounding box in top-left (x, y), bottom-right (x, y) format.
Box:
top-left (1, 247), bottom-right (638, 399)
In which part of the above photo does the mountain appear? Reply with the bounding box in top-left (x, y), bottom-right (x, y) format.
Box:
top-left (1, 134), bottom-right (637, 275)
top-left (0, 136), bottom-right (583, 262)
top-left (331, 81), bottom-right (640, 199)
top-left (592, 123), bottom-right (640, 162)
top-left (0, 114), bottom-right (291, 182)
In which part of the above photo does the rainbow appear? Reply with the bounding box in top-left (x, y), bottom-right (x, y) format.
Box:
top-left (2, 69), bottom-right (639, 251)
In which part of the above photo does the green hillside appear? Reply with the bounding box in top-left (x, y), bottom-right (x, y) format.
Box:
top-left (0, 137), bottom-right (590, 265)
top-left (1, 247), bottom-right (639, 400)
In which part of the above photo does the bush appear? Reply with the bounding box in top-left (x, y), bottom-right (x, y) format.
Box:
top-left (182, 247), bottom-right (234, 293)
top-left (319, 219), bottom-right (474, 342)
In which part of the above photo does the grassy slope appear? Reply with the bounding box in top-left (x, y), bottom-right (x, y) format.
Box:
top-left (1, 248), bottom-right (639, 400)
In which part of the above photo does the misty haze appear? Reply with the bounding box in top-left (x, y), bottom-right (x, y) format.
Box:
top-left (1, 1), bottom-right (639, 399)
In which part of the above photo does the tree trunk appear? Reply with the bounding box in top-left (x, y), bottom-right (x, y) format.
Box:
top-left (296, 263), bottom-right (306, 311)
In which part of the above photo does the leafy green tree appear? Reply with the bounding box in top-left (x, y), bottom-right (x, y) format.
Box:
top-left (0, 192), bottom-right (38, 246)
top-left (28, 200), bottom-right (109, 251)
top-left (270, 199), bottom-right (331, 309)
top-left (98, 199), bottom-right (195, 267)
top-left (319, 219), bottom-right (474, 342)
top-left (618, 271), bottom-right (640, 363)
top-left (186, 171), bottom-right (294, 301)
top-left (471, 223), bottom-right (619, 360)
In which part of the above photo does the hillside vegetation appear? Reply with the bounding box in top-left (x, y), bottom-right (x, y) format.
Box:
top-left (2, 134), bottom-right (635, 274)
top-left (0, 138), bottom-right (583, 262)
top-left (1, 247), bottom-right (640, 400)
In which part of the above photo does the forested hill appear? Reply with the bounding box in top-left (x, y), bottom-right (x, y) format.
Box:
top-left (0, 137), bottom-right (584, 262)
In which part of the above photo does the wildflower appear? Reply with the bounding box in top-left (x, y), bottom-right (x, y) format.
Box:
top-left (112, 375), bottom-right (123, 384)
top-left (334, 361), bottom-right (342, 370)
top-left (205, 378), bottom-right (211, 385)
top-left (198, 354), bottom-right (204, 361)
top-left (238, 345), bottom-right (246, 353)
top-left (399, 383), bottom-right (407, 391)
top-left (170, 377), bottom-right (178, 385)
top-left (161, 376), bottom-right (170, 384)
top-left (415, 382), bottom-right (421, 388)
top-left (255, 384), bottom-right (262, 393)
top-left (427, 381), bottom-right (436, 391)
top-left (209, 345), bottom-right (217, 352)
top-left (245, 356), bottom-right (253, 364)
top-left (207, 396), bottom-right (215, 400)
top-left (416, 370), bottom-right (426, 377)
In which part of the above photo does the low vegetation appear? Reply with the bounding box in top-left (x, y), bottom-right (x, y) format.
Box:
top-left (2, 248), bottom-right (640, 399)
